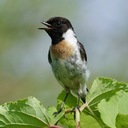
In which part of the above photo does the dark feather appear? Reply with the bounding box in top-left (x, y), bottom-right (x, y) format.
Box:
top-left (81, 96), bottom-right (86, 103)
top-left (48, 50), bottom-right (52, 64)
top-left (78, 42), bottom-right (87, 61)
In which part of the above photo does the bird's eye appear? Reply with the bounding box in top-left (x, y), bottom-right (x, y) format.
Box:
top-left (56, 21), bottom-right (62, 27)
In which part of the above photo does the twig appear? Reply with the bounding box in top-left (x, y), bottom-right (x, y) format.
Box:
top-left (79, 102), bottom-right (88, 112)
top-left (75, 108), bottom-right (80, 128)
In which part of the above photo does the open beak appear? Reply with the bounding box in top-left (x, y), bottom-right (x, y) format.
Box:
top-left (38, 21), bottom-right (53, 30)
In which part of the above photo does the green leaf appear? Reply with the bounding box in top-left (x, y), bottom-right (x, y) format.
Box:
top-left (116, 114), bottom-right (128, 128)
top-left (0, 97), bottom-right (64, 127)
top-left (98, 90), bottom-right (128, 128)
top-left (60, 112), bottom-right (75, 128)
top-left (118, 91), bottom-right (128, 114)
top-left (57, 91), bottom-right (78, 128)
top-left (46, 106), bottom-right (64, 125)
top-left (87, 77), bottom-right (128, 111)
top-left (57, 91), bottom-right (104, 127)
top-left (60, 111), bottom-right (102, 128)
top-left (80, 112), bottom-right (102, 128)
top-left (57, 78), bottom-right (128, 128)
top-left (57, 90), bottom-right (77, 110)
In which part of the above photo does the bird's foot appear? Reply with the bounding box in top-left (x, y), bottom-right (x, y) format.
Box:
top-left (71, 105), bottom-right (80, 119)
top-left (71, 105), bottom-right (80, 112)
top-left (53, 108), bottom-right (63, 117)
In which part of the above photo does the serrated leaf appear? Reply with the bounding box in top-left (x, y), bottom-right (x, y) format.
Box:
top-left (0, 97), bottom-right (55, 127)
top-left (116, 114), bottom-right (128, 128)
top-left (87, 77), bottom-right (128, 111)
top-left (98, 90), bottom-right (128, 128)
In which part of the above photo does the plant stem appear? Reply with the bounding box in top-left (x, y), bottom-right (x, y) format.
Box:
top-left (75, 108), bottom-right (80, 128)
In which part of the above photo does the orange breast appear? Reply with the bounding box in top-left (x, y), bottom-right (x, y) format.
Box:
top-left (50, 40), bottom-right (75, 59)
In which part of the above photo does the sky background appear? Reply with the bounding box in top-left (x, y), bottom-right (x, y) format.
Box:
top-left (0, 0), bottom-right (128, 106)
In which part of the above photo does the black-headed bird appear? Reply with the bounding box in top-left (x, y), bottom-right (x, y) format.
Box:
top-left (39, 17), bottom-right (89, 114)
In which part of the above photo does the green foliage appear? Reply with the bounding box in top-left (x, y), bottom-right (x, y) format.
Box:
top-left (0, 77), bottom-right (128, 128)
top-left (98, 91), bottom-right (128, 128)
top-left (0, 97), bottom-right (64, 128)
top-left (116, 114), bottom-right (128, 128)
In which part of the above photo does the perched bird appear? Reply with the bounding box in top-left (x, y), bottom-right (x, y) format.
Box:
top-left (39, 17), bottom-right (89, 113)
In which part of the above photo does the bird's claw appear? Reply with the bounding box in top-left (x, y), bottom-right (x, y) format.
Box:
top-left (71, 106), bottom-right (80, 119)
top-left (53, 108), bottom-right (62, 117)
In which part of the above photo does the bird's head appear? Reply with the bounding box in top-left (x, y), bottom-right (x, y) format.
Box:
top-left (39, 17), bottom-right (74, 44)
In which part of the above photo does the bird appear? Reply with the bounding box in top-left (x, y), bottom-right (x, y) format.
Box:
top-left (39, 17), bottom-right (89, 114)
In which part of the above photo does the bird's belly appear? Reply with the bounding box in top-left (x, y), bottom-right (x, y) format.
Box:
top-left (51, 57), bottom-right (87, 90)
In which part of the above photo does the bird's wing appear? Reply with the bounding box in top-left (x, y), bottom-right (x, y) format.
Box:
top-left (78, 42), bottom-right (87, 61)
